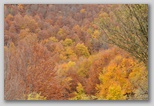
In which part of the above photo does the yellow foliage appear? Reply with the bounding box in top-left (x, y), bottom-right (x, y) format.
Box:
top-left (62, 38), bottom-right (73, 46)
top-left (70, 83), bottom-right (91, 100)
top-left (76, 83), bottom-right (84, 94)
top-left (67, 61), bottom-right (76, 68)
top-left (60, 77), bottom-right (72, 87)
top-left (27, 92), bottom-right (46, 100)
top-left (60, 47), bottom-right (77, 61)
top-left (87, 28), bottom-right (93, 35)
top-left (77, 59), bottom-right (92, 77)
top-left (49, 37), bottom-right (58, 42)
top-left (58, 61), bottom-right (76, 76)
top-left (57, 28), bottom-right (64, 35)
top-left (92, 30), bottom-right (100, 39)
top-left (106, 84), bottom-right (126, 100)
top-left (75, 43), bottom-right (90, 58)
top-left (61, 61), bottom-right (76, 72)
top-left (96, 54), bottom-right (143, 100)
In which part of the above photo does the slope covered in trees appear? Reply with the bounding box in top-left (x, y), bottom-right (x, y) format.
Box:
top-left (4, 4), bottom-right (148, 100)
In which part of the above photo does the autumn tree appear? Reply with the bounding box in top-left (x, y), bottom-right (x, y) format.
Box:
top-left (85, 47), bottom-right (120, 95)
top-left (128, 63), bottom-right (148, 100)
top-left (70, 83), bottom-right (92, 100)
top-left (62, 38), bottom-right (73, 47)
top-left (96, 4), bottom-right (148, 67)
top-left (75, 43), bottom-right (90, 58)
top-left (4, 42), bottom-right (27, 100)
top-left (4, 4), bottom-right (148, 100)
top-left (25, 44), bottom-right (72, 100)
top-left (96, 51), bottom-right (148, 100)
top-left (106, 84), bottom-right (126, 100)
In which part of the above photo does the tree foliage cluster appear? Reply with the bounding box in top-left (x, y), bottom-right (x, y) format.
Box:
top-left (4, 4), bottom-right (148, 100)
top-left (95, 4), bottom-right (148, 67)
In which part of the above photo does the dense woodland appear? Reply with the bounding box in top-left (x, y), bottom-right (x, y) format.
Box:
top-left (4, 4), bottom-right (148, 100)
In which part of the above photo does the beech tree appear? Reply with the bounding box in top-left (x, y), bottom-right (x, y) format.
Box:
top-left (4, 4), bottom-right (148, 100)
top-left (69, 83), bottom-right (91, 100)
top-left (75, 43), bottom-right (90, 58)
top-left (96, 4), bottom-right (148, 67)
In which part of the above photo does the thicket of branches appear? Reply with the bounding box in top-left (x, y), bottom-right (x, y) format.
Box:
top-left (96, 4), bottom-right (148, 67)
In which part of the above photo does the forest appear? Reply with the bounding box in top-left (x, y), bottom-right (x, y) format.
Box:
top-left (4, 4), bottom-right (148, 100)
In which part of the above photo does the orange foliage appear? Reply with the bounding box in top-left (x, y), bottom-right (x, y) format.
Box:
top-left (4, 4), bottom-right (148, 100)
